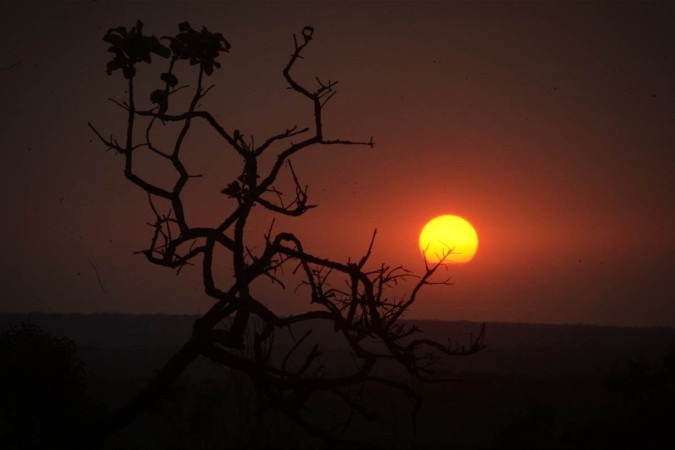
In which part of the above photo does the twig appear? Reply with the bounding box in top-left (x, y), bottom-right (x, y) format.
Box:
top-left (0, 60), bottom-right (21, 71)
top-left (86, 257), bottom-right (106, 293)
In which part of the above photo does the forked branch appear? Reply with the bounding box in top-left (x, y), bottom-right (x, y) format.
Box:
top-left (83, 22), bottom-right (485, 449)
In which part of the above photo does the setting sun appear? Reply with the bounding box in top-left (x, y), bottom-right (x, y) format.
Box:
top-left (419, 215), bottom-right (479, 264)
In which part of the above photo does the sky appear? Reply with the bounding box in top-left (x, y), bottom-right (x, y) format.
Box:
top-left (0, 1), bottom-right (673, 327)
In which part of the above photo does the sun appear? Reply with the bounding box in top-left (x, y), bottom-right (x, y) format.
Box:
top-left (419, 215), bottom-right (478, 264)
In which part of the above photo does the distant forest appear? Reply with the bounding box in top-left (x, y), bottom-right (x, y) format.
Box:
top-left (2, 313), bottom-right (674, 449)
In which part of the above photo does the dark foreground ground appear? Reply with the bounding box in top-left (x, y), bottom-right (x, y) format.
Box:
top-left (2, 313), bottom-right (674, 449)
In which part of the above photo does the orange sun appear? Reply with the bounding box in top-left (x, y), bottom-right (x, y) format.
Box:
top-left (419, 215), bottom-right (478, 264)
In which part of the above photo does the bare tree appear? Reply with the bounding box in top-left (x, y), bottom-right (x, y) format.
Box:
top-left (86, 21), bottom-right (485, 448)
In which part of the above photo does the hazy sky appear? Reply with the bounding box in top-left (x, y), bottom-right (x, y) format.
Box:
top-left (1, 1), bottom-right (673, 327)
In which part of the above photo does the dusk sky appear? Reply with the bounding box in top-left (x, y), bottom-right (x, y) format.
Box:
top-left (1, 1), bottom-right (673, 327)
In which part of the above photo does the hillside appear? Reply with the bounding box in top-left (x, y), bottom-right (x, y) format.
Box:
top-left (2, 313), bottom-right (674, 449)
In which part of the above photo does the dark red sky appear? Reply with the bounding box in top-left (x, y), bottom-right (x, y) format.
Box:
top-left (1, 1), bottom-right (673, 326)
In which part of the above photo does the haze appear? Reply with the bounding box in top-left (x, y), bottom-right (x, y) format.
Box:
top-left (1, 1), bottom-right (673, 327)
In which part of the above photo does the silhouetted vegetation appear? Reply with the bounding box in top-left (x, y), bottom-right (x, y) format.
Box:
top-left (0, 322), bottom-right (95, 449)
top-left (488, 348), bottom-right (675, 450)
top-left (144, 376), bottom-right (309, 450)
top-left (87, 21), bottom-right (485, 448)
top-left (2, 314), bottom-right (673, 448)
top-left (558, 348), bottom-right (675, 450)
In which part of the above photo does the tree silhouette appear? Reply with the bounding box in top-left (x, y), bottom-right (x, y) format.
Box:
top-left (0, 322), bottom-right (93, 449)
top-left (567, 349), bottom-right (675, 450)
top-left (88, 21), bottom-right (485, 448)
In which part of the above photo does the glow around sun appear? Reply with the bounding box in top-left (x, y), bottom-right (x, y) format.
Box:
top-left (419, 215), bottom-right (478, 264)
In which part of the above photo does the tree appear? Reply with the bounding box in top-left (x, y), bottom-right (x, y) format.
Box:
top-left (87, 21), bottom-right (485, 448)
top-left (0, 322), bottom-right (92, 449)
